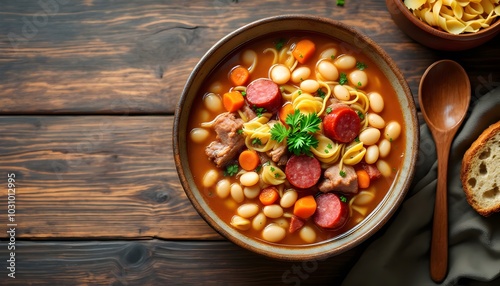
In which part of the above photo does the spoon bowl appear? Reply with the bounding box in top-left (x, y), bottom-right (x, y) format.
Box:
top-left (419, 60), bottom-right (471, 283)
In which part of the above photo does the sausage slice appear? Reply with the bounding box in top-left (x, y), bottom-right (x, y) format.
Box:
top-left (285, 155), bottom-right (321, 189)
top-left (246, 78), bottom-right (282, 113)
top-left (313, 193), bottom-right (348, 229)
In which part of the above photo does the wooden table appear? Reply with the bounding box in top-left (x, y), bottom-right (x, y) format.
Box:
top-left (1, 1), bottom-right (498, 284)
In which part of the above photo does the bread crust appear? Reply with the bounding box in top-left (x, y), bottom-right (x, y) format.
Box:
top-left (460, 120), bottom-right (500, 217)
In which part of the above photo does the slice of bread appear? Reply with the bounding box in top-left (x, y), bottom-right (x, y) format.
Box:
top-left (460, 120), bottom-right (500, 217)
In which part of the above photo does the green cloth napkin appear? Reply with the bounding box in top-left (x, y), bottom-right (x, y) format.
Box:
top-left (342, 87), bottom-right (500, 285)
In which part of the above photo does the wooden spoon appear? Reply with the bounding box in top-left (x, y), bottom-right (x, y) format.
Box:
top-left (419, 60), bottom-right (471, 283)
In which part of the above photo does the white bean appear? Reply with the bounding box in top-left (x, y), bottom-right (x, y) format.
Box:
top-left (230, 215), bottom-right (251, 231)
top-left (202, 169), bottom-right (219, 188)
top-left (252, 213), bottom-right (267, 231)
top-left (203, 93), bottom-right (223, 113)
top-left (270, 64), bottom-right (291, 85)
top-left (273, 218), bottom-right (289, 229)
top-left (263, 204), bottom-right (284, 219)
top-left (230, 183), bottom-right (244, 203)
top-left (359, 127), bottom-right (381, 146)
top-left (215, 179), bottom-right (231, 199)
top-left (378, 139), bottom-right (391, 158)
top-left (300, 79), bottom-right (320, 94)
top-left (367, 113), bottom-right (386, 129)
top-left (240, 172), bottom-right (259, 186)
top-left (376, 159), bottom-right (392, 177)
top-left (237, 203), bottom-right (260, 218)
top-left (262, 223), bottom-right (286, 242)
top-left (208, 81), bottom-right (223, 94)
top-left (384, 121), bottom-right (402, 142)
top-left (368, 92), bottom-right (384, 113)
top-left (334, 55), bottom-right (356, 70)
top-left (365, 145), bottom-right (380, 164)
top-left (280, 190), bottom-right (298, 208)
top-left (244, 185), bottom-right (261, 199)
top-left (333, 84), bottom-right (350, 101)
top-left (317, 60), bottom-right (339, 81)
top-left (241, 50), bottom-right (257, 67)
top-left (299, 225), bottom-right (317, 243)
top-left (349, 70), bottom-right (368, 88)
top-left (189, 128), bottom-right (210, 144)
top-left (291, 66), bottom-right (311, 83)
top-left (320, 47), bottom-right (337, 59)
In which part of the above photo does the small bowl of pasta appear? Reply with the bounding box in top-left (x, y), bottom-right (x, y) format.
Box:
top-left (386, 0), bottom-right (500, 51)
top-left (173, 15), bottom-right (419, 261)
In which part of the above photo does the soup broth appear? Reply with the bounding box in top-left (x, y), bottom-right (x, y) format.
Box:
top-left (186, 32), bottom-right (405, 245)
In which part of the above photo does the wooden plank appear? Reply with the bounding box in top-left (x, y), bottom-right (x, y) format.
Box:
top-left (0, 239), bottom-right (365, 285)
top-left (0, 115), bottom-right (219, 239)
top-left (7, 0), bottom-right (498, 114)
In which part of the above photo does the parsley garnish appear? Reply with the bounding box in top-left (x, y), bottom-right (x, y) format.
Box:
top-left (237, 129), bottom-right (244, 135)
top-left (327, 143), bottom-right (333, 149)
top-left (339, 73), bottom-right (348, 85)
top-left (270, 109), bottom-right (321, 156)
top-left (356, 61), bottom-right (367, 70)
top-left (316, 88), bottom-right (326, 98)
top-left (254, 107), bottom-right (266, 117)
top-left (326, 107), bottom-right (332, 114)
top-left (298, 90), bottom-right (302, 95)
top-left (357, 81), bottom-right (362, 87)
top-left (356, 110), bottom-right (365, 120)
top-left (275, 38), bottom-right (286, 51)
top-left (339, 170), bottom-right (346, 177)
top-left (252, 138), bottom-right (262, 146)
top-left (337, 0), bottom-right (345, 6)
top-left (274, 173), bottom-right (281, 178)
top-left (354, 137), bottom-right (360, 143)
top-left (340, 195), bottom-right (347, 203)
top-left (255, 165), bottom-right (262, 173)
top-left (270, 166), bottom-right (275, 172)
top-left (324, 149), bottom-right (329, 154)
top-left (224, 164), bottom-right (239, 177)
top-left (330, 55), bottom-right (336, 60)
top-left (241, 91), bottom-right (246, 97)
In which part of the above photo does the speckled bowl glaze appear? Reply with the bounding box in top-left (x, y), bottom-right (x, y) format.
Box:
top-left (386, 0), bottom-right (500, 51)
top-left (173, 15), bottom-right (419, 261)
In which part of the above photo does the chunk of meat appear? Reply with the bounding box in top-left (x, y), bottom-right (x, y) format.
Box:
top-left (240, 103), bottom-right (257, 121)
top-left (360, 162), bottom-right (382, 180)
top-left (289, 215), bottom-right (305, 234)
top-left (268, 143), bottom-right (287, 165)
top-left (318, 164), bottom-right (358, 194)
top-left (205, 112), bottom-right (245, 168)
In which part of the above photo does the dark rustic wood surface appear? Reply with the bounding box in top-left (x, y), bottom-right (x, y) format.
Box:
top-left (0, 0), bottom-right (498, 285)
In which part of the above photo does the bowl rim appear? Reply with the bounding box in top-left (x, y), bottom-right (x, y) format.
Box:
top-left (173, 14), bottom-right (419, 261)
top-left (389, 0), bottom-right (500, 39)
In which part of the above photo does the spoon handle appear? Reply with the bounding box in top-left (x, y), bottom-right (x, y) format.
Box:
top-left (430, 138), bottom-right (451, 282)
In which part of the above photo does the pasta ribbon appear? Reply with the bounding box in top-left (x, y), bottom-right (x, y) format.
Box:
top-left (340, 142), bottom-right (366, 169)
top-left (311, 134), bottom-right (342, 164)
top-left (242, 114), bottom-right (277, 152)
top-left (261, 165), bottom-right (286, 185)
top-left (405, 0), bottom-right (500, 34)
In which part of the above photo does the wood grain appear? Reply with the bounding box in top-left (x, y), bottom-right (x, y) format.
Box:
top-left (2, 0), bottom-right (497, 114)
top-left (0, 239), bottom-right (365, 285)
top-left (0, 115), bottom-right (219, 239)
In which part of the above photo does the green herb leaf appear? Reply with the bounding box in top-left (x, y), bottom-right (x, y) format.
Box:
top-left (254, 107), bottom-right (267, 117)
top-left (356, 110), bottom-right (365, 120)
top-left (340, 195), bottom-right (347, 203)
top-left (356, 61), bottom-right (367, 70)
top-left (237, 129), bottom-right (244, 135)
top-left (252, 137), bottom-right (262, 146)
top-left (316, 88), bottom-right (326, 98)
top-left (337, 0), bottom-right (345, 6)
top-left (241, 91), bottom-right (246, 97)
top-left (339, 170), bottom-right (346, 177)
top-left (275, 38), bottom-right (286, 51)
top-left (269, 109), bottom-right (321, 156)
top-left (274, 173), bottom-right (281, 178)
top-left (339, 73), bottom-right (348, 85)
top-left (224, 164), bottom-right (239, 177)
top-left (326, 107), bottom-right (332, 114)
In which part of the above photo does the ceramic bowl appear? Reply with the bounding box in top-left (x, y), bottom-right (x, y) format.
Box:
top-left (173, 15), bottom-right (419, 261)
top-left (386, 0), bottom-right (500, 51)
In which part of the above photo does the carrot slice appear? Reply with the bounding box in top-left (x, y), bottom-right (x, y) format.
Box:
top-left (229, 66), bottom-right (250, 86)
top-left (293, 195), bottom-right (317, 219)
top-left (222, 91), bottom-right (245, 112)
top-left (259, 186), bottom-right (279, 206)
top-left (238, 149), bottom-right (260, 171)
top-left (278, 103), bottom-right (294, 125)
top-left (292, 39), bottom-right (316, 64)
top-left (356, 169), bottom-right (370, 189)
